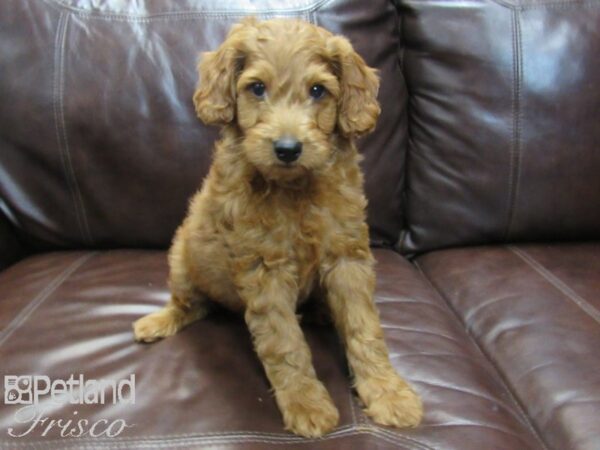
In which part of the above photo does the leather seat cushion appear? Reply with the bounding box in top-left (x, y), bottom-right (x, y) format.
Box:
top-left (0, 249), bottom-right (545, 449)
top-left (417, 243), bottom-right (600, 450)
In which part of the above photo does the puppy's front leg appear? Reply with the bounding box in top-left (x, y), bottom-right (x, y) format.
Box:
top-left (323, 258), bottom-right (423, 428)
top-left (239, 268), bottom-right (339, 437)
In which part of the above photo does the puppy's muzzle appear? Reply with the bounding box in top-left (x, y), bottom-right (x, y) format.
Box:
top-left (273, 137), bottom-right (302, 163)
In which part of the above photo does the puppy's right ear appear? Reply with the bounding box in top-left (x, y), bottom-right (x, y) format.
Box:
top-left (193, 22), bottom-right (251, 125)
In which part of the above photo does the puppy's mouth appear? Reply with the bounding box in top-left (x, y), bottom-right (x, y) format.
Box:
top-left (273, 162), bottom-right (307, 174)
top-left (260, 162), bottom-right (309, 183)
top-left (276, 162), bottom-right (300, 169)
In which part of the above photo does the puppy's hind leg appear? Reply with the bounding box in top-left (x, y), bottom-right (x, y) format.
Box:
top-left (133, 230), bottom-right (209, 343)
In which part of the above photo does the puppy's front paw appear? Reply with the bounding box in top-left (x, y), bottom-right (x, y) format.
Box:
top-left (278, 380), bottom-right (339, 438)
top-left (358, 374), bottom-right (423, 428)
top-left (133, 310), bottom-right (180, 343)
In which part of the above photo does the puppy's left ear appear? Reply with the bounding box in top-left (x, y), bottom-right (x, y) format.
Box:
top-left (327, 36), bottom-right (381, 137)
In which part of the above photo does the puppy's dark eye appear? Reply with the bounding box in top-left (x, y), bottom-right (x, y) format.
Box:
top-left (249, 82), bottom-right (266, 98)
top-left (309, 84), bottom-right (326, 100)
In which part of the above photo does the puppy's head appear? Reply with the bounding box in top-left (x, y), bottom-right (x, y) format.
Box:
top-left (193, 18), bottom-right (380, 182)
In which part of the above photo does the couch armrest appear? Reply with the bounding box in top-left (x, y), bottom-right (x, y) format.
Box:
top-left (0, 211), bottom-right (23, 271)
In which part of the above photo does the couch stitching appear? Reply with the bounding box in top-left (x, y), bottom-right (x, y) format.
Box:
top-left (369, 424), bottom-right (434, 449)
top-left (0, 392), bottom-right (431, 447)
top-left (54, 11), bottom-right (93, 245)
top-left (351, 386), bottom-right (369, 426)
top-left (406, 0), bottom-right (599, 10)
top-left (4, 428), bottom-right (353, 444)
top-left (370, 428), bottom-right (430, 449)
top-left (413, 261), bottom-right (550, 450)
top-left (41, 0), bottom-right (336, 21)
top-left (508, 245), bottom-right (600, 325)
top-left (60, 12), bottom-right (306, 24)
top-left (0, 253), bottom-right (96, 349)
top-left (0, 426), bottom-right (427, 449)
top-left (3, 425), bottom-right (359, 445)
top-left (53, 11), bottom-right (82, 243)
top-left (348, 387), bottom-right (358, 426)
top-left (504, 9), bottom-right (523, 241)
top-left (520, 0), bottom-right (600, 9)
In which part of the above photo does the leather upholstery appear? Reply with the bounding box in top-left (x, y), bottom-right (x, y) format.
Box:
top-left (0, 0), bottom-right (406, 250)
top-left (399, 0), bottom-right (600, 254)
top-left (0, 0), bottom-right (598, 448)
top-left (0, 249), bottom-right (545, 449)
top-left (417, 243), bottom-right (600, 450)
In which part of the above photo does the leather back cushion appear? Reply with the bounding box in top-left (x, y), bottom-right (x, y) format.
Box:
top-left (399, 0), bottom-right (600, 254)
top-left (0, 0), bottom-right (407, 249)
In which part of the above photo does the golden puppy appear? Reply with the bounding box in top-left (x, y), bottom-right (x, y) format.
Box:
top-left (134, 18), bottom-right (422, 437)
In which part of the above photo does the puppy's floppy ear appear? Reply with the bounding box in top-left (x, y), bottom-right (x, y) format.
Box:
top-left (326, 36), bottom-right (381, 137)
top-left (193, 21), bottom-right (253, 125)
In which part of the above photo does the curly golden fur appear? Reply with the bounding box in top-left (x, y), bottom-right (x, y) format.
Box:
top-left (133, 18), bottom-right (422, 437)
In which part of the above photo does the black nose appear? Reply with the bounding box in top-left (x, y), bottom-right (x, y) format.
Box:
top-left (273, 138), bottom-right (302, 163)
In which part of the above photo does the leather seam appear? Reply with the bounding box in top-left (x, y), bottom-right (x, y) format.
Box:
top-left (508, 246), bottom-right (600, 325)
top-left (413, 261), bottom-right (550, 450)
top-left (396, 0), bottom-right (418, 256)
top-left (53, 11), bottom-right (93, 245)
top-left (348, 387), bottom-right (358, 426)
top-left (0, 425), bottom-right (429, 449)
top-left (405, 0), bottom-right (600, 10)
top-left (308, 7), bottom-right (317, 25)
top-left (0, 253), bottom-right (96, 349)
top-left (504, 9), bottom-right (523, 241)
top-left (56, 11), bottom-right (313, 23)
top-left (520, 0), bottom-right (600, 9)
top-left (400, 0), bottom-right (520, 9)
top-left (42, 0), bottom-right (336, 20)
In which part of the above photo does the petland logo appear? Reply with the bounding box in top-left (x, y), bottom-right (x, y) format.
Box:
top-left (4, 374), bottom-right (135, 438)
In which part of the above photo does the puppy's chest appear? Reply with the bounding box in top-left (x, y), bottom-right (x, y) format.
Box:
top-left (247, 204), bottom-right (323, 253)
top-left (229, 198), bottom-right (331, 277)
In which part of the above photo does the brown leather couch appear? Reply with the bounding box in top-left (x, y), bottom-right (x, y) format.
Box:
top-left (1, 0), bottom-right (598, 449)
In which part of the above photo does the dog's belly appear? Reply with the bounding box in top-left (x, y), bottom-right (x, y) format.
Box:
top-left (199, 258), bottom-right (319, 313)
top-left (184, 224), bottom-right (321, 314)
top-left (192, 262), bottom-right (319, 314)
